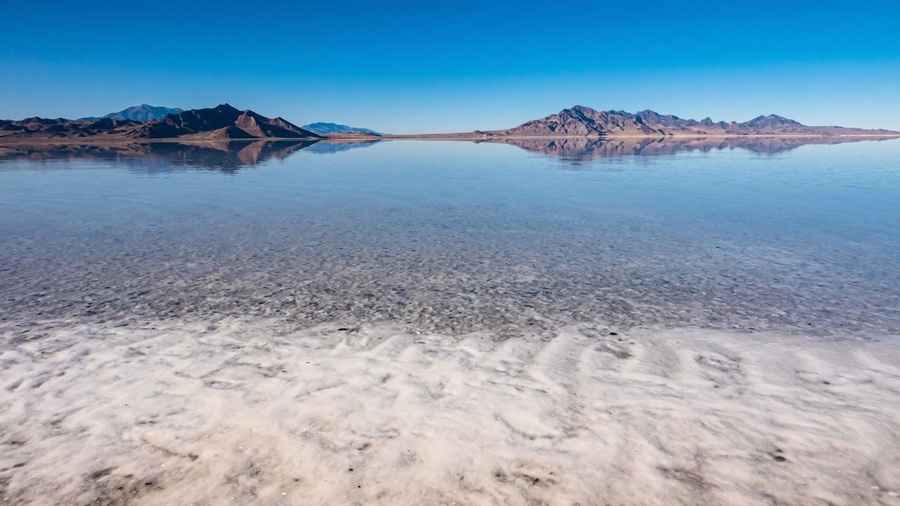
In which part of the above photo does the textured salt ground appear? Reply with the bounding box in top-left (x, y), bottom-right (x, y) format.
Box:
top-left (1, 319), bottom-right (900, 506)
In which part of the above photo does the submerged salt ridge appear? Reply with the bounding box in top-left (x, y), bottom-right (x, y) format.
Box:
top-left (3, 226), bottom-right (900, 337)
top-left (2, 139), bottom-right (900, 337)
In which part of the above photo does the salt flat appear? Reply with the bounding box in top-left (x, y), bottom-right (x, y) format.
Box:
top-left (2, 318), bottom-right (898, 505)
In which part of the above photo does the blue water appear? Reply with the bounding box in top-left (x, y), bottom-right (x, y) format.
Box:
top-left (1, 138), bottom-right (899, 336)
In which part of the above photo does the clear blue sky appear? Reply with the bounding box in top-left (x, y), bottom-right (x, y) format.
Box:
top-left (2, 0), bottom-right (899, 133)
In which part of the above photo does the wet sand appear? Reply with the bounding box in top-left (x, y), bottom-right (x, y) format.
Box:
top-left (2, 318), bottom-right (899, 505)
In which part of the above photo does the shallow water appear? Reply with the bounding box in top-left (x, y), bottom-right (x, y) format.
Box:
top-left (2, 138), bottom-right (900, 337)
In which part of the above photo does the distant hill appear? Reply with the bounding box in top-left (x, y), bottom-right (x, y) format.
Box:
top-left (0, 116), bottom-right (143, 139)
top-left (488, 106), bottom-right (899, 137)
top-left (1, 104), bottom-right (322, 141)
top-left (303, 122), bottom-right (380, 136)
top-left (99, 105), bottom-right (184, 122)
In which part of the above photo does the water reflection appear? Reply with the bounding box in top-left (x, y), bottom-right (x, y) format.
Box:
top-left (0, 136), bottom-right (894, 171)
top-left (485, 136), bottom-right (898, 161)
top-left (304, 140), bottom-right (381, 154)
top-left (1, 137), bottom-right (899, 336)
top-left (147, 140), bottom-right (319, 170)
top-left (0, 140), bottom-right (378, 171)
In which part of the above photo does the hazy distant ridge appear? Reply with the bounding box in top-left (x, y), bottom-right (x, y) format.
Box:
top-left (87, 104), bottom-right (184, 122)
top-left (303, 122), bottom-right (380, 136)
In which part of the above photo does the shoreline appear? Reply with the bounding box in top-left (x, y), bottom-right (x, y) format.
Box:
top-left (1, 133), bottom-right (899, 146)
top-left (2, 316), bottom-right (899, 505)
top-left (382, 133), bottom-right (900, 141)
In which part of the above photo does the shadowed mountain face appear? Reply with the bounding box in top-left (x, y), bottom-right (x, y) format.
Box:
top-left (490, 136), bottom-right (899, 161)
top-left (133, 104), bottom-right (323, 139)
top-left (303, 122), bottom-right (380, 136)
top-left (0, 104), bottom-right (322, 141)
top-left (491, 106), bottom-right (899, 137)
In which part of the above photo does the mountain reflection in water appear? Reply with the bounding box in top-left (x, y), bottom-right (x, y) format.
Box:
top-left (0, 136), bottom-right (893, 170)
top-left (0, 140), bottom-right (375, 171)
top-left (485, 135), bottom-right (899, 161)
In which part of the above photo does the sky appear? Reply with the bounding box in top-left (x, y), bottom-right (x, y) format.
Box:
top-left (2, 0), bottom-right (900, 133)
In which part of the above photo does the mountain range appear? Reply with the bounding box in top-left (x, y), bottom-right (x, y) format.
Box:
top-left (483, 106), bottom-right (898, 137)
top-left (1, 103), bottom-right (897, 142)
top-left (0, 104), bottom-right (322, 141)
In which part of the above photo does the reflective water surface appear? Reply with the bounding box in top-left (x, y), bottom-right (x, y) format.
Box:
top-left (2, 138), bottom-right (899, 337)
